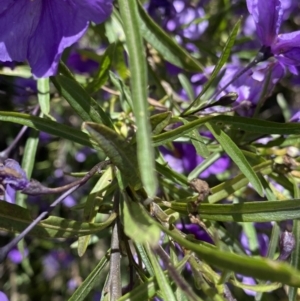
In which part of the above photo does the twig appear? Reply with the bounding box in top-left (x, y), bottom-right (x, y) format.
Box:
top-left (105, 191), bottom-right (122, 300)
top-left (0, 105), bottom-right (40, 161)
top-left (0, 160), bottom-right (110, 262)
top-left (22, 160), bottom-right (110, 195)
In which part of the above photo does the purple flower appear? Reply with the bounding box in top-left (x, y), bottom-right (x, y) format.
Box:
top-left (148, 0), bottom-right (208, 41)
top-left (247, 0), bottom-right (300, 66)
top-left (0, 292), bottom-right (9, 301)
top-left (218, 61), bottom-right (284, 109)
top-left (67, 50), bottom-right (99, 74)
top-left (192, 61), bottom-right (285, 116)
top-left (166, 1), bottom-right (208, 40)
top-left (0, 0), bottom-right (113, 78)
top-left (42, 250), bottom-right (74, 280)
top-left (290, 111), bottom-right (300, 122)
top-left (0, 159), bottom-right (29, 203)
top-left (160, 142), bottom-right (230, 178)
top-left (8, 247), bottom-right (28, 264)
top-left (177, 223), bottom-right (213, 244)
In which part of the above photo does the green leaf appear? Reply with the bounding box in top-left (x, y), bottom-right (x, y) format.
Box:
top-left (83, 122), bottom-right (141, 188)
top-left (121, 193), bottom-right (160, 245)
top-left (0, 111), bottom-right (98, 149)
top-left (137, 1), bottom-right (203, 72)
top-left (150, 111), bottom-right (172, 135)
top-left (37, 78), bottom-right (51, 118)
top-left (178, 73), bottom-right (195, 101)
top-left (183, 18), bottom-right (241, 115)
top-left (145, 244), bottom-right (177, 301)
top-left (289, 220), bottom-right (300, 301)
top-left (158, 223), bottom-right (300, 287)
top-left (16, 129), bottom-right (40, 208)
top-left (86, 43), bottom-right (115, 94)
top-left (0, 201), bottom-right (116, 238)
top-left (231, 277), bottom-right (281, 293)
top-left (119, 0), bottom-right (157, 197)
top-left (109, 71), bottom-right (133, 110)
top-left (168, 199), bottom-right (300, 222)
top-left (206, 123), bottom-right (263, 196)
top-left (78, 167), bottom-right (114, 257)
top-left (181, 118), bottom-right (210, 158)
top-left (188, 152), bottom-right (220, 180)
top-left (153, 110), bottom-right (300, 147)
top-left (52, 75), bottom-right (114, 128)
top-left (117, 277), bottom-right (159, 301)
top-left (69, 252), bottom-right (109, 301)
top-left (208, 160), bottom-right (272, 204)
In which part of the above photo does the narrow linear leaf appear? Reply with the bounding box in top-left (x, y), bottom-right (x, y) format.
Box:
top-left (83, 122), bottom-right (140, 188)
top-left (206, 123), bottom-right (263, 196)
top-left (182, 118), bottom-right (210, 158)
top-left (78, 167), bottom-right (114, 257)
top-left (121, 194), bottom-right (160, 245)
top-left (119, 0), bottom-right (157, 197)
top-left (86, 43), bottom-right (115, 93)
top-left (0, 201), bottom-right (116, 238)
top-left (231, 278), bottom-right (281, 293)
top-left (153, 112), bottom-right (300, 147)
top-left (178, 73), bottom-right (195, 101)
top-left (158, 222), bottom-right (300, 287)
top-left (208, 160), bottom-right (272, 204)
top-left (0, 111), bottom-right (98, 149)
top-left (69, 252), bottom-right (110, 301)
top-left (145, 244), bottom-right (177, 301)
top-left (150, 111), bottom-right (172, 135)
top-left (116, 277), bottom-right (159, 301)
top-left (109, 71), bottom-right (133, 109)
top-left (137, 1), bottom-right (203, 72)
top-left (52, 75), bottom-right (114, 128)
top-left (288, 220), bottom-right (300, 301)
top-left (17, 129), bottom-right (40, 208)
top-left (168, 199), bottom-right (300, 222)
top-left (37, 78), bottom-right (51, 117)
top-left (183, 18), bottom-right (241, 114)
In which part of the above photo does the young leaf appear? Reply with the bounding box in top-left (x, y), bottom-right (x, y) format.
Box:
top-left (169, 199), bottom-right (300, 222)
top-left (206, 123), bottom-right (263, 196)
top-left (0, 201), bottom-right (116, 238)
top-left (86, 43), bottom-right (115, 94)
top-left (83, 122), bottom-right (141, 188)
top-left (137, 1), bottom-right (203, 72)
top-left (0, 111), bottom-right (99, 149)
top-left (121, 193), bottom-right (160, 245)
top-left (69, 252), bottom-right (110, 301)
top-left (182, 18), bottom-right (241, 115)
top-left (52, 75), bottom-right (114, 128)
top-left (78, 167), bottom-right (114, 257)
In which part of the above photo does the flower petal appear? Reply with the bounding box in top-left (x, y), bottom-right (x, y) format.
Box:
top-left (0, 0), bottom-right (113, 77)
top-left (272, 31), bottom-right (300, 65)
top-left (5, 184), bottom-right (16, 203)
top-left (246, 0), bottom-right (282, 46)
top-left (0, 0), bottom-right (42, 62)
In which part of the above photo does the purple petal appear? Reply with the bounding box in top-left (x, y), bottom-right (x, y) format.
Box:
top-left (8, 247), bottom-right (28, 264)
top-left (290, 111), bottom-right (300, 122)
top-left (272, 31), bottom-right (300, 66)
top-left (0, 1), bottom-right (42, 62)
top-left (0, 291), bottom-right (9, 301)
top-left (246, 0), bottom-right (282, 46)
top-left (1, 159), bottom-right (29, 190)
top-left (4, 184), bottom-right (16, 203)
top-left (0, 0), bottom-right (113, 77)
